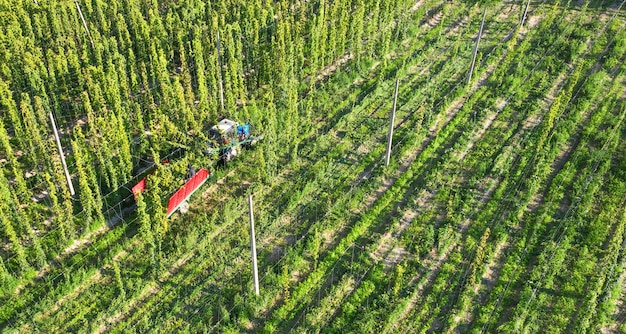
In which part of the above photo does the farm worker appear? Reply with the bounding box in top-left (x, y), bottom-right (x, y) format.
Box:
top-left (187, 164), bottom-right (196, 179)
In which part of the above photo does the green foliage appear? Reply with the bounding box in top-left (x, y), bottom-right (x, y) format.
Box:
top-left (0, 0), bottom-right (625, 333)
top-left (112, 259), bottom-right (126, 300)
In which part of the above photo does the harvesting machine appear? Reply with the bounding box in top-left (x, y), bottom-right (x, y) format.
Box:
top-left (130, 118), bottom-right (262, 218)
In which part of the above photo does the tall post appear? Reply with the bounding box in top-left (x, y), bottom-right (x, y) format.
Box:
top-left (385, 78), bottom-right (399, 167)
top-left (74, 0), bottom-right (94, 49)
top-left (521, 0), bottom-right (531, 27)
top-left (49, 111), bottom-right (75, 196)
top-left (248, 194), bottom-right (259, 296)
top-left (216, 31), bottom-right (225, 112)
top-left (467, 8), bottom-right (487, 85)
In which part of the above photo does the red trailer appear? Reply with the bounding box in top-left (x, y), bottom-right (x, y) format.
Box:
top-left (131, 178), bottom-right (147, 195)
top-left (131, 159), bottom-right (170, 196)
top-left (132, 167), bottom-right (210, 218)
top-left (166, 168), bottom-right (210, 217)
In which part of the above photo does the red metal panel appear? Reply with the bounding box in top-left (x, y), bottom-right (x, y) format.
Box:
top-left (131, 160), bottom-right (170, 199)
top-left (167, 169), bottom-right (210, 216)
top-left (132, 178), bottom-right (146, 198)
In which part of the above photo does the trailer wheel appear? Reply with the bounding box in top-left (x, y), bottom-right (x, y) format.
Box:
top-left (179, 201), bottom-right (190, 214)
top-left (224, 149), bottom-right (233, 162)
top-left (245, 138), bottom-right (258, 149)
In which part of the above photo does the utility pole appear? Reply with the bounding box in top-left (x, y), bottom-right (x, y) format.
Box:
top-left (74, 0), bottom-right (94, 49)
top-left (248, 194), bottom-right (259, 296)
top-left (385, 78), bottom-right (399, 167)
top-left (467, 8), bottom-right (487, 85)
top-left (49, 111), bottom-right (75, 196)
top-left (521, 0), bottom-right (531, 27)
top-left (216, 31), bottom-right (225, 112)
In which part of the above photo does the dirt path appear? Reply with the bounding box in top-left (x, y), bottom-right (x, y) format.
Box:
top-left (449, 240), bottom-right (509, 333)
top-left (92, 195), bottom-right (241, 333)
top-left (378, 50), bottom-right (510, 334)
top-left (316, 53), bottom-right (354, 82)
top-left (22, 238), bottom-right (142, 330)
top-left (382, 250), bottom-right (452, 334)
top-left (11, 223), bottom-right (111, 298)
top-left (600, 263), bottom-right (626, 333)
top-left (34, 270), bottom-right (103, 323)
top-left (92, 249), bottom-right (198, 334)
top-left (377, 3), bottom-right (549, 330)
top-left (525, 24), bottom-right (613, 213)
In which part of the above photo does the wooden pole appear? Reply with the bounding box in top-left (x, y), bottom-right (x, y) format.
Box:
top-left (49, 111), bottom-right (75, 196)
top-left (217, 31), bottom-right (225, 112)
top-left (521, 0), bottom-right (531, 27)
top-left (385, 78), bottom-right (399, 167)
top-left (74, 0), bottom-right (94, 49)
top-left (467, 8), bottom-right (487, 85)
top-left (248, 194), bottom-right (259, 296)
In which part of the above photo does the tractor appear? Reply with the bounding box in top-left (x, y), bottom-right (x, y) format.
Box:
top-left (205, 119), bottom-right (263, 162)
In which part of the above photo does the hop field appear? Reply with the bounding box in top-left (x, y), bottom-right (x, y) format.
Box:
top-left (0, 0), bottom-right (625, 332)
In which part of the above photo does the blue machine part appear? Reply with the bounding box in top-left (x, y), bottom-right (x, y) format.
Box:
top-left (243, 123), bottom-right (250, 136)
top-left (237, 125), bottom-right (244, 136)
